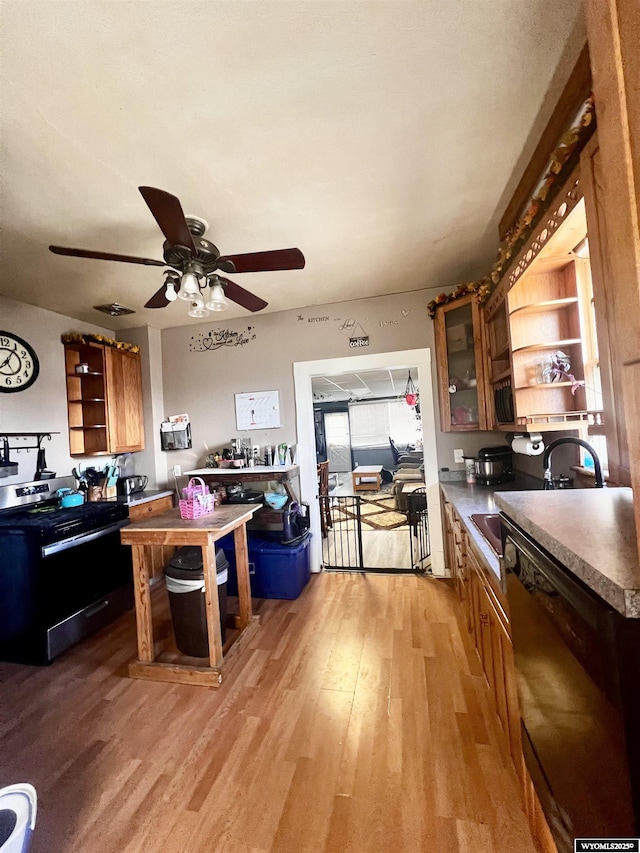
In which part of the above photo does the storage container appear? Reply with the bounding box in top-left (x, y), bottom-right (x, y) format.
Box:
top-left (219, 532), bottom-right (311, 600)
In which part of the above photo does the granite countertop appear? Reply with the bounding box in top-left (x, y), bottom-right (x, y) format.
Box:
top-left (120, 489), bottom-right (174, 507)
top-left (185, 465), bottom-right (299, 477)
top-left (494, 488), bottom-right (640, 618)
top-left (439, 479), bottom-right (535, 581)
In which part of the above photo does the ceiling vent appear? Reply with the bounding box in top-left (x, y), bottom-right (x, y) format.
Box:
top-left (93, 303), bottom-right (136, 316)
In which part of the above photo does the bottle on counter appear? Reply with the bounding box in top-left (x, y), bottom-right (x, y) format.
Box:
top-left (464, 457), bottom-right (476, 484)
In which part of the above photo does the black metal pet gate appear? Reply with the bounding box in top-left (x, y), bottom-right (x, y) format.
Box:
top-left (320, 489), bottom-right (430, 573)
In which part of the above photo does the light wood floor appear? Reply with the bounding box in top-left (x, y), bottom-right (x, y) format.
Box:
top-left (0, 573), bottom-right (536, 852)
top-left (323, 527), bottom-right (416, 570)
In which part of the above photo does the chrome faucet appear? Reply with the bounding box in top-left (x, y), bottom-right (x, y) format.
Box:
top-left (542, 437), bottom-right (605, 489)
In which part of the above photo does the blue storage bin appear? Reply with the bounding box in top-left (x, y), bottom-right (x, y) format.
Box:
top-left (219, 532), bottom-right (311, 600)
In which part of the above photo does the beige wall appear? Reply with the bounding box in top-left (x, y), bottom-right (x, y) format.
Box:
top-left (1, 290), bottom-right (544, 493)
top-left (0, 295), bottom-right (120, 485)
top-left (159, 287), bottom-right (503, 484)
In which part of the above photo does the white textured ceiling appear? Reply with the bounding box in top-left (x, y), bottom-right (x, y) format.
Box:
top-left (0, 0), bottom-right (585, 331)
top-left (312, 367), bottom-right (419, 402)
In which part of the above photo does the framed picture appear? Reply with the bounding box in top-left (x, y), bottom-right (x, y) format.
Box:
top-left (235, 390), bottom-right (281, 430)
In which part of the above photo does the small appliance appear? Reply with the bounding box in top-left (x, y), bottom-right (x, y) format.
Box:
top-left (282, 501), bottom-right (311, 545)
top-left (118, 475), bottom-right (148, 497)
top-left (474, 446), bottom-right (514, 486)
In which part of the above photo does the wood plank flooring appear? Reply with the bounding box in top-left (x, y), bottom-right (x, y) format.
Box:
top-left (323, 527), bottom-right (416, 570)
top-left (0, 573), bottom-right (536, 853)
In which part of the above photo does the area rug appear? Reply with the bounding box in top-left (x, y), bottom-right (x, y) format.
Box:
top-left (332, 493), bottom-right (408, 531)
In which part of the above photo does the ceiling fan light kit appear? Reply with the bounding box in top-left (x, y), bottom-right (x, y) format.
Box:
top-left (49, 186), bottom-right (306, 319)
top-left (163, 271), bottom-right (179, 302)
top-left (205, 279), bottom-right (229, 312)
top-left (177, 263), bottom-right (202, 301)
top-left (187, 299), bottom-right (209, 320)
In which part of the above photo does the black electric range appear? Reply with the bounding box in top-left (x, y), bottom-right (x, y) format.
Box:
top-left (0, 477), bottom-right (133, 664)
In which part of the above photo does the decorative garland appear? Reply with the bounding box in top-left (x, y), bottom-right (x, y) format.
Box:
top-left (427, 278), bottom-right (492, 319)
top-left (61, 332), bottom-right (140, 354)
top-left (427, 96), bottom-right (595, 320)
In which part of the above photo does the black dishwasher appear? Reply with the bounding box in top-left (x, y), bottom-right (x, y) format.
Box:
top-left (501, 514), bottom-right (640, 853)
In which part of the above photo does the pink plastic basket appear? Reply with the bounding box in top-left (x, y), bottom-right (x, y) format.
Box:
top-left (179, 477), bottom-right (216, 519)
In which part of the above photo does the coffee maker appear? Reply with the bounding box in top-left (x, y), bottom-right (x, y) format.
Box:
top-left (474, 446), bottom-right (514, 486)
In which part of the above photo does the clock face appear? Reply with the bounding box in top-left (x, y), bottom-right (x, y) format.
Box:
top-left (0, 331), bottom-right (40, 393)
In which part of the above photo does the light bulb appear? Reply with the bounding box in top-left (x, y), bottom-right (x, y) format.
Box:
top-left (178, 270), bottom-right (201, 300)
top-left (164, 279), bottom-right (178, 302)
top-left (205, 281), bottom-right (229, 312)
top-left (187, 299), bottom-right (210, 319)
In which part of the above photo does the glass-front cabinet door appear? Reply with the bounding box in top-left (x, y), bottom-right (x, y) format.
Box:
top-left (434, 294), bottom-right (488, 431)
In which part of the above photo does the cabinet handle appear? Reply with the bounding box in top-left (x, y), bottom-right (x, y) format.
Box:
top-left (479, 612), bottom-right (489, 626)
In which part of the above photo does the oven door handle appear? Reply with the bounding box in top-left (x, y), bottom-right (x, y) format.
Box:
top-left (42, 520), bottom-right (129, 557)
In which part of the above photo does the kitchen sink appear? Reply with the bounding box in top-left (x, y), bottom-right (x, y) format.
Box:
top-left (470, 513), bottom-right (503, 557)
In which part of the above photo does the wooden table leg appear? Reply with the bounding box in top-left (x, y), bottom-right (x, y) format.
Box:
top-left (203, 542), bottom-right (224, 668)
top-left (132, 544), bottom-right (154, 662)
top-left (234, 523), bottom-right (253, 630)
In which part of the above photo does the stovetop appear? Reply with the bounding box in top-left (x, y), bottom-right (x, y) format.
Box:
top-left (0, 477), bottom-right (128, 543)
top-left (0, 500), bottom-right (126, 529)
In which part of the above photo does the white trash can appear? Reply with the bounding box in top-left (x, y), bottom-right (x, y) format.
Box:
top-left (0, 783), bottom-right (37, 853)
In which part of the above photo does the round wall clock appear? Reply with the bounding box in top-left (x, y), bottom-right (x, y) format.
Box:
top-left (0, 331), bottom-right (40, 393)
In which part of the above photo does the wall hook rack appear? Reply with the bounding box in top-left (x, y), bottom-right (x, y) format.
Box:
top-left (0, 432), bottom-right (59, 453)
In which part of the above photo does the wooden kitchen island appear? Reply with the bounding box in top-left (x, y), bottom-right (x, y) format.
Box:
top-left (121, 504), bottom-right (260, 687)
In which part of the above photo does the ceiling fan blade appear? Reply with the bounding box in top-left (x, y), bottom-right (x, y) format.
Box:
top-left (218, 248), bottom-right (305, 274)
top-left (138, 186), bottom-right (196, 254)
top-left (219, 277), bottom-right (268, 312)
top-left (49, 245), bottom-right (166, 266)
top-left (144, 284), bottom-right (170, 309)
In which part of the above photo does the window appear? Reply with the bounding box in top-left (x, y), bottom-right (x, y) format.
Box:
top-left (348, 400), bottom-right (420, 448)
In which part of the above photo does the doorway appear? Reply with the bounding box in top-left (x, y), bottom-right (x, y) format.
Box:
top-left (293, 348), bottom-right (445, 576)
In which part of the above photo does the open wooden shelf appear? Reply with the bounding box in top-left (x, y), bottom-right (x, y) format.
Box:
top-left (491, 344), bottom-right (510, 361)
top-left (509, 297), bottom-right (578, 316)
top-left (491, 368), bottom-right (513, 384)
top-left (514, 411), bottom-right (593, 430)
top-left (512, 338), bottom-right (581, 354)
top-left (514, 381), bottom-right (575, 391)
top-left (64, 340), bottom-right (143, 456)
top-left (70, 424), bottom-right (108, 430)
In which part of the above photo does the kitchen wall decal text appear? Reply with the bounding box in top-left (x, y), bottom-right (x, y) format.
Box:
top-left (190, 327), bottom-right (257, 352)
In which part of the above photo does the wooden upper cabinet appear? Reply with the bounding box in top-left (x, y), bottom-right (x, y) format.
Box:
top-left (481, 292), bottom-right (514, 431)
top-left (64, 341), bottom-right (144, 456)
top-left (434, 293), bottom-right (488, 431)
top-left (482, 168), bottom-right (606, 435)
top-left (581, 133), bottom-right (631, 486)
top-left (104, 346), bottom-right (144, 454)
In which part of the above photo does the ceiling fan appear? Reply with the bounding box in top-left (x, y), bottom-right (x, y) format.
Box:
top-left (49, 186), bottom-right (305, 314)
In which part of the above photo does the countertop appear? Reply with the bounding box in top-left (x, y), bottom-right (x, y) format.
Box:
top-left (185, 465), bottom-right (299, 478)
top-left (121, 504), bottom-right (259, 540)
top-left (119, 489), bottom-right (174, 507)
top-left (494, 488), bottom-right (640, 618)
top-left (439, 479), bottom-right (534, 581)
